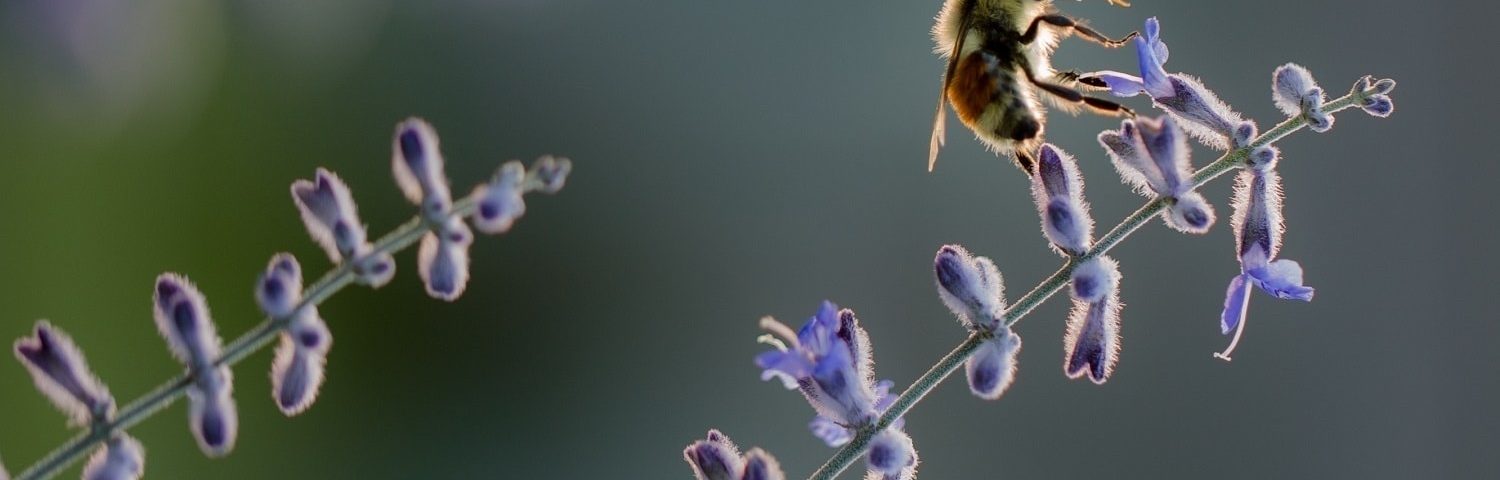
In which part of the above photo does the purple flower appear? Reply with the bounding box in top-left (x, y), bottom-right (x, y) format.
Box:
top-left (1217, 167), bottom-right (1315, 361)
top-left (290, 169), bottom-right (395, 287)
top-left (1030, 144), bottom-right (1094, 256)
top-left (1088, 18), bottom-right (1247, 149)
top-left (1099, 116), bottom-right (1217, 234)
top-left (683, 430), bottom-right (786, 480)
top-left (1351, 76), bottom-right (1397, 118)
top-left (14, 321), bottom-right (115, 425)
top-left (933, 245), bottom-right (1007, 329)
top-left (153, 274), bottom-right (238, 456)
top-left (390, 118), bottom-right (474, 300)
top-left (1064, 257), bottom-right (1123, 384)
top-left (82, 435), bottom-right (144, 480)
top-left (417, 217), bottom-right (474, 301)
top-left (807, 380), bottom-right (904, 447)
top-left (755, 302), bottom-right (879, 426)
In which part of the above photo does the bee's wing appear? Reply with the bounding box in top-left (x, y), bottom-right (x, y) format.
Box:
top-left (929, 1), bottom-right (975, 172)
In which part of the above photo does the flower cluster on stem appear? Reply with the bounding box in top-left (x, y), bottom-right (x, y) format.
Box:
top-left (5, 118), bottom-right (571, 480)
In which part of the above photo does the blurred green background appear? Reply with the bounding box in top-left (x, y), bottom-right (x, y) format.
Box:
top-left (0, 0), bottom-right (1493, 478)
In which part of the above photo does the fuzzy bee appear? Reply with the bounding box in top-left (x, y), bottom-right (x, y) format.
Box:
top-left (928, 0), bottom-right (1137, 173)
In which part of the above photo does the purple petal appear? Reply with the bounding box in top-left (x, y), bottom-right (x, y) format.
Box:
top-left (1221, 274), bottom-right (1252, 335)
top-left (1089, 71), bottom-right (1148, 98)
top-left (1134, 19), bottom-right (1173, 98)
top-left (755, 350), bottom-right (812, 389)
top-left (809, 415), bottom-right (853, 447)
top-left (1248, 259), bottom-right (1315, 301)
top-left (741, 448), bottom-right (786, 480)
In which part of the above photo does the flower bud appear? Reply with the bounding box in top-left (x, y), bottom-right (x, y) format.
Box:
top-left (1361, 94), bottom-right (1394, 117)
top-left (82, 435), bottom-right (144, 480)
top-left (966, 328), bottom-right (1021, 400)
top-left (471, 161), bottom-right (528, 235)
top-left (417, 218), bottom-right (474, 301)
top-left (741, 448), bottom-right (785, 480)
top-left (531, 155), bottom-right (573, 194)
top-left (1166, 191), bottom-right (1215, 234)
top-left (14, 321), bottom-right (114, 425)
top-left (291, 169), bottom-right (370, 262)
top-left (153, 274), bottom-right (239, 456)
top-left (684, 430), bottom-right (743, 480)
top-left (933, 245), bottom-right (1006, 329)
top-left (272, 310), bottom-right (331, 416)
top-left (867, 429), bottom-right (918, 480)
top-left (1272, 63), bottom-right (1319, 117)
top-left (1031, 144), bottom-right (1093, 255)
top-left (391, 117), bottom-right (452, 208)
top-left (256, 253), bottom-right (303, 319)
top-left (188, 370), bottom-right (237, 456)
top-left (1064, 266), bottom-right (1122, 384)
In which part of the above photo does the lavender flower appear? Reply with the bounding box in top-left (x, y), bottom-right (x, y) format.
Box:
top-left (1088, 18), bottom-right (1248, 149)
top-left (257, 254), bottom-right (333, 415)
top-left (1030, 144), bottom-right (1093, 255)
top-left (81, 435), bottom-right (144, 480)
top-left (1351, 75), bottom-right (1397, 118)
top-left (291, 169), bottom-right (396, 287)
top-left (1064, 257), bottom-right (1123, 384)
top-left (756, 303), bottom-right (918, 478)
top-left (13, 322), bottom-right (115, 425)
top-left (683, 430), bottom-right (786, 480)
top-left (1217, 166), bottom-right (1314, 361)
top-left (1099, 116), bottom-right (1217, 233)
top-left (153, 274), bottom-right (238, 456)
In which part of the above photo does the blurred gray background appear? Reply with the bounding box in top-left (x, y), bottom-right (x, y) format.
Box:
top-left (0, 0), bottom-right (1493, 478)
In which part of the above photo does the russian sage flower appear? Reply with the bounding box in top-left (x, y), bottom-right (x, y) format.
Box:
top-left (1030, 144), bottom-right (1093, 256)
top-left (81, 435), bottom-right (145, 480)
top-left (1064, 256), bottom-right (1123, 384)
top-left (14, 323), bottom-right (146, 479)
top-left (1217, 164), bottom-right (1314, 361)
top-left (393, 118), bottom-right (474, 301)
top-left (1099, 115), bottom-right (1216, 233)
top-left (291, 168), bottom-right (396, 287)
top-left (682, 430), bottom-right (786, 480)
top-left (867, 429), bottom-right (919, 480)
top-left (932, 245), bottom-right (1021, 399)
top-left (1088, 17), bottom-right (1247, 149)
top-left (13, 321), bottom-right (115, 425)
top-left (1272, 63), bottom-right (1334, 133)
top-left (257, 254), bottom-right (332, 415)
top-left (153, 274), bottom-right (238, 456)
top-left (1351, 76), bottom-right (1396, 118)
top-left (756, 303), bottom-right (918, 479)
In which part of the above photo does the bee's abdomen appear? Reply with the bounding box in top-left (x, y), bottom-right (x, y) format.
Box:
top-left (947, 51), bottom-right (1039, 146)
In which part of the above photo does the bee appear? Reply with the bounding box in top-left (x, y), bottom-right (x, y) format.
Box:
top-left (928, 0), bottom-right (1137, 174)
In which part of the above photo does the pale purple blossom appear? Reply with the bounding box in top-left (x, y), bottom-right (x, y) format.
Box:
top-left (290, 169), bottom-right (395, 287)
top-left (471, 161), bottom-right (528, 235)
top-left (867, 429), bottom-right (918, 480)
top-left (966, 329), bottom-right (1021, 400)
top-left (1099, 116), bottom-right (1217, 233)
top-left (1217, 167), bottom-right (1315, 361)
top-left (391, 118), bottom-right (474, 300)
top-left (257, 254), bottom-right (333, 415)
top-left (1088, 18), bottom-right (1248, 149)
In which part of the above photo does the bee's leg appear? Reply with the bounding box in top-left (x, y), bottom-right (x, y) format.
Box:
top-left (1020, 15), bottom-right (1138, 48)
top-left (1024, 66), bottom-right (1136, 118)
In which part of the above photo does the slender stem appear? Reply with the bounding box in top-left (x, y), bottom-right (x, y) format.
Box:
top-left (14, 200), bottom-right (476, 480)
top-left (806, 89), bottom-right (1377, 480)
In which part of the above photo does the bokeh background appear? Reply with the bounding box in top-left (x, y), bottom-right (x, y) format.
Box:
top-left (0, 0), bottom-right (1493, 478)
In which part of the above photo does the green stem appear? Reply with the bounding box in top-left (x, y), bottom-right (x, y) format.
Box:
top-left (805, 88), bottom-right (1377, 480)
top-left (13, 200), bottom-right (476, 480)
